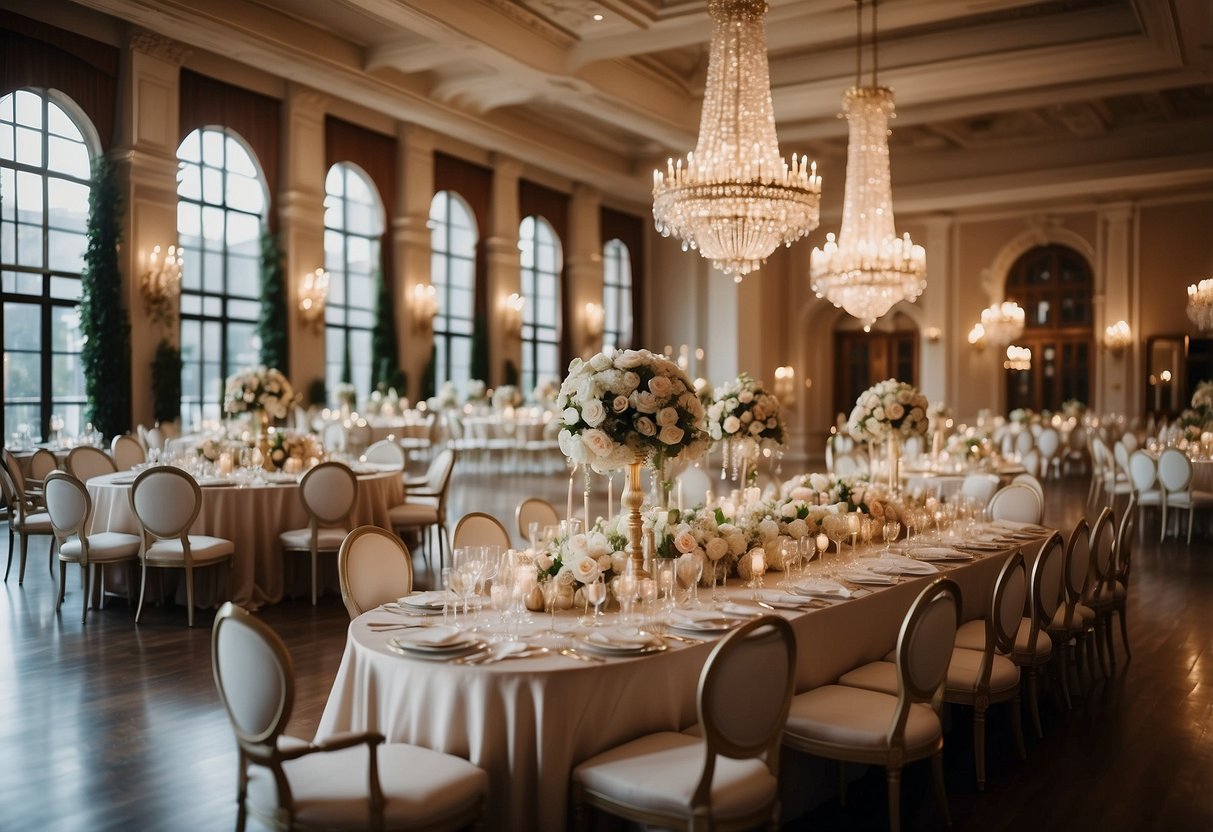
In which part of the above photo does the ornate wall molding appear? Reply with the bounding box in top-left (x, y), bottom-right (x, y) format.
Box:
top-left (980, 215), bottom-right (1097, 302)
top-left (127, 29), bottom-right (190, 65)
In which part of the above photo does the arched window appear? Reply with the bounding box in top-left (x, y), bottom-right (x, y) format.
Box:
top-left (325, 163), bottom-right (383, 400)
top-left (430, 190), bottom-right (477, 389)
top-left (1003, 244), bottom-right (1094, 413)
top-left (177, 127), bottom-right (268, 429)
top-left (518, 216), bottom-right (561, 394)
top-left (0, 89), bottom-right (95, 441)
top-left (602, 238), bottom-right (632, 351)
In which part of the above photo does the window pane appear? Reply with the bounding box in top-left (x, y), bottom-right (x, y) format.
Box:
top-left (47, 177), bottom-right (89, 233)
top-left (47, 134), bottom-right (89, 179)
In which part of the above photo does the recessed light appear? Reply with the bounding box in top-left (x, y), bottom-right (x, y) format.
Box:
top-left (592, 13), bottom-right (604, 21)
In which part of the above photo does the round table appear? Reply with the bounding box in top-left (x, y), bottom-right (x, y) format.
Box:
top-left (86, 465), bottom-right (403, 608)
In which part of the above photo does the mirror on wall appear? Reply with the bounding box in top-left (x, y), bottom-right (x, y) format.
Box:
top-left (1145, 335), bottom-right (1187, 418)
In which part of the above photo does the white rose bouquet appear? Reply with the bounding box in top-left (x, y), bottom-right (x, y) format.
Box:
top-left (265, 430), bottom-right (324, 471)
top-left (223, 366), bottom-right (294, 420)
top-left (847, 379), bottom-right (929, 444)
top-left (491, 384), bottom-right (522, 409)
top-left (465, 379), bottom-right (487, 403)
top-left (706, 373), bottom-right (787, 450)
top-left (556, 348), bottom-right (709, 473)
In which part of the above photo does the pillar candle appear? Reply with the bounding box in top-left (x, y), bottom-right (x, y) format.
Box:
top-left (607, 474), bottom-right (614, 519)
top-left (567, 464), bottom-right (576, 522)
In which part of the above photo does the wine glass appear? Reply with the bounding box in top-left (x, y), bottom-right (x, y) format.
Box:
top-left (527, 521), bottom-right (541, 552)
top-left (541, 578), bottom-right (562, 632)
top-left (48, 413), bottom-right (64, 446)
top-left (882, 520), bottom-right (902, 555)
top-left (823, 515), bottom-right (850, 569)
top-left (581, 578), bottom-right (607, 626)
top-left (860, 517), bottom-right (876, 549)
top-left (611, 574), bottom-right (638, 623)
top-left (636, 578), bottom-right (658, 627)
top-left (780, 538), bottom-right (799, 589)
top-left (655, 559), bottom-right (677, 609)
top-left (676, 555), bottom-right (703, 607)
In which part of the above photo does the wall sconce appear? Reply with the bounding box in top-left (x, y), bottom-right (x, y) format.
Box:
top-left (1003, 345), bottom-right (1032, 371)
top-left (141, 244), bottom-right (182, 329)
top-left (967, 323), bottom-right (986, 351)
top-left (412, 283), bottom-right (438, 331)
top-left (583, 301), bottom-right (605, 341)
top-left (298, 268), bottom-right (329, 332)
top-left (504, 292), bottom-right (525, 337)
top-left (924, 326), bottom-right (942, 343)
top-left (773, 365), bottom-right (796, 404)
top-left (1103, 320), bottom-right (1132, 355)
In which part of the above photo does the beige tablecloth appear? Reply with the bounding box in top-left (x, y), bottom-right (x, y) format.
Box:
top-left (317, 538), bottom-right (1029, 830)
top-left (87, 467), bottom-right (403, 607)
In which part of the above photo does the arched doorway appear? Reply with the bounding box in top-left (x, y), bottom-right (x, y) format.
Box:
top-left (833, 312), bottom-right (920, 420)
top-left (1003, 244), bottom-right (1093, 412)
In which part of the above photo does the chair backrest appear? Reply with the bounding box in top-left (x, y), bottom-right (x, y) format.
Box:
top-left (347, 421), bottom-right (373, 452)
top-left (988, 483), bottom-right (1042, 524)
top-left (362, 439), bottom-right (405, 469)
top-left (960, 473), bottom-right (1000, 507)
top-left (1088, 505), bottom-right (1116, 587)
top-left (322, 422), bottom-right (348, 452)
top-left (694, 615), bottom-right (796, 805)
top-left (1014, 430), bottom-right (1034, 456)
top-left (211, 602), bottom-right (294, 758)
top-left (1157, 448), bottom-right (1193, 494)
top-left (989, 551), bottom-right (1027, 658)
top-left (1036, 427), bottom-right (1060, 458)
top-left (28, 448), bottom-right (58, 481)
top-left (3, 448), bottom-right (27, 495)
top-left (338, 526), bottom-right (414, 619)
top-left (1012, 472), bottom-right (1044, 503)
top-left (429, 448), bottom-right (457, 506)
top-left (895, 578), bottom-right (961, 707)
top-left (1113, 441), bottom-right (1131, 476)
top-left (1000, 432), bottom-right (1016, 457)
top-left (833, 451), bottom-right (861, 478)
top-left (1063, 517), bottom-right (1091, 607)
top-left (1068, 425), bottom-right (1087, 455)
top-left (67, 446), bottom-right (118, 481)
top-left (111, 434), bottom-right (146, 471)
top-left (452, 511), bottom-right (511, 550)
top-left (1128, 450), bottom-right (1157, 493)
top-left (1114, 495), bottom-right (1135, 585)
top-left (515, 498), bottom-right (560, 541)
top-left (1029, 532), bottom-right (1066, 651)
top-left (130, 466), bottom-right (202, 541)
top-left (1020, 448), bottom-right (1041, 480)
top-left (43, 471), bottom-right (91, 550)
top-left (298, 462), bottom-right (358, 527)
top-left (676, 465), bottom-right (712, 507)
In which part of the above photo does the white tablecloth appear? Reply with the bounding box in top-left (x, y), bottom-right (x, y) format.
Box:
top-left (86, 467), bottom-right (403, 607)
top-left (317, 539), bottom-right (1027, 830)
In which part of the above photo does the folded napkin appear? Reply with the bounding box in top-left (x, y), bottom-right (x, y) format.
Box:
top-left (908, 546), bottom-right (973, 562)
top-left (993, 520), bottom-right (1049, 534)
top-left (390, 625), bottom-right (468, 648)
top-left (758, 591), bottom-right (825, 608)
top-left (399, 590), bottom-right (450, 609)
top-left (718, 602), bottom-right (764, 619)
top-left (790, 579), bottom-right (853, 599)
top-left (866, 557), bottom-right (939, 576)
top-left (835, 569), bottom-right (899, 585)
top-left (586, 627), bottom-right (657, 648)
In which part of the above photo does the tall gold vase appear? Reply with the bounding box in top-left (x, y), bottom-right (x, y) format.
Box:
top-left (623, 458), bottom-right (649, 576)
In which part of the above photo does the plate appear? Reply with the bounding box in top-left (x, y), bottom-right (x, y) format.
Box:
top-left (789, 580), bottom-right (853, 600)
top-left (668, 611), bottom-right (749, 634)
top-left (866, 557), bottom-right (939, 576)
top-left (399, 591), bottom-right (469, 611)
top-left (386, 626), bottom-right (481, 658)
top-left (835, 569), bottom-right (899, 586)
top-left (908, 547), bottom-right (974, 562)
top-left (957, 540), bottom-right (1005, 552)
top-left (578, 629), bottom-right (666, 655)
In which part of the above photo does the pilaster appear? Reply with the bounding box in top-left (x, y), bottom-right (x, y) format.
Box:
top-left (567, 184), bottom-right (603, 359)
top-left (395, 123), bottom-right (436, 402)
top-left (486, 155), bottom-right (522, 386)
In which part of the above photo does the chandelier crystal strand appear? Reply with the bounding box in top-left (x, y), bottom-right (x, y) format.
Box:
top-left (1187, 278), bottom-right (1213, 331)
top-left (652, 0), bottom-right (822, 281)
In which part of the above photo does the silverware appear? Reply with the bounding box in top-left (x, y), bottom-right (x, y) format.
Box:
top-left (557, 648), bottom-right (605, 664)
top-left (654, 632), bottom-right (704, 645)
top-left (367, 622), bottom-right (426, 631)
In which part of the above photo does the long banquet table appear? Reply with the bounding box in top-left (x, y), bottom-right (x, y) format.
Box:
top-left (86, 466), bottom-right (404, 607)
top-left (317, 533), bottom-right (1040, 831)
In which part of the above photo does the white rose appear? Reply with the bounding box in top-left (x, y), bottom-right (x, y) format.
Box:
top-left (787, 519), bottom-right (808, 539)
top-left (758, 519), bottom-right (779, 541)
top-left (749, 421), bottom-right (764, 436)
top-left (790, 486), bottom-right (813, 502)
top-left (572, 556), bottom-right (601, 584)
top-left (727, 533), bottom-right (747, 556)
top-left (656, 407), bottom-right (679, 427)
top-left (872, 407), bottom-right (885, 421)
top-left (780, 502), bottom-right (799, 519)
top-left (562, 407), bottom-right (580, 426)
top-left (635, 416), bottom-right (656, 436)
top-left (658, 425), bottom-right (685, 445)
top-left (590, 352), bottom-right (612, 371)
top-left (705, 537), bottom-right (728, 561)
top-left (612, 395), bottom-right (629, 414)
top-left (723, 415), bottom-right (741, 435)
top-left (581, 428), bottom-right (615, 457)
top-left (617, 350), bottom-right (646, 369)
top-left (809, 473), bottom-right (829, 492)
top-left (581, 398), bottom-right (606, 427)
top-left (610, 552), bottom-right (628, 573)
top-left (674, 530), bottom-right (698, 554)
top-left (558, 430), bottom-right (587, 463)
top-left (738, 389), bottom-right (754, 403)
top-left (631, 391), bottom-right (658, 413)
top-left (622, 371), bottom-right (641, 391)
top-left (536, 553), bottom-right (553, 571)
top-left (887, 402), bottom-right (905, 420)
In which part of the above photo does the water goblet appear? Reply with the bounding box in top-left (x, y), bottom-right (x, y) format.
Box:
top-left (882, 520), bottom-right (902, 555)
top-left (541, 578), bottom-right (562, 632)
top-left (612, 575), bottom-right (638, 624)
top-left (823, 515), bottom-right (849, 570)
top-left (636, 578), bottom-right (658, 627)
top-left (655, 559), bottom-right (677, 610)
top-left (860, 517), bottom-right (876, 548)
top-left (780, 538), bottom-right (799, 589)
top-left (441, 566), bottom-right (456, 626)
top-left (581, 578), bottom-right (607, 627)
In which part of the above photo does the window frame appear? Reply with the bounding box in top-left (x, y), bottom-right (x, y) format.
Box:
top-left (430, 190), bottom-right (478, 390)
top-left (518, 215), bottom-right (562, 395)
top-left (602, 237), bottom-right (632, 352)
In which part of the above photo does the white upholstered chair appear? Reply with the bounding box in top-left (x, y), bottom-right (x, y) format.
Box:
top-left (1082, 506), bottom-right (1117, 678)
top-left (1127, 450), bottom-right (1163, 539)
top-left (361, 439), bottom-right (405, 469)
top-left (1012, 472), bottom-right (1045, 505)
top-left (572, 615), bottom-right (796, 831)
top-left (1157, 448), bottom-right (1213, 543)
top-left (988, 483), bottom-right (1043, 524)
top-left (66, 445), bottom-right (118, 482)
top-left (961, 473), bottom-right (1000, 509)
top-left (337, 526), bottom-right (414, 619)
top-left (515, 497), bottom-right (560, 544)
top-left (0, 456), bottom-right (55, 585)
top-left (1035, 426), bottom-right (1061, 479)
top-left (783, 578), bottom-right (961, 832)
top-left (278, 462), bottom-right (358, 606)
top-left (111, 433), bottom-right (146, 471)
top-left (389, 449), bottom-right (456, 569)
top-left (452, 511), bottom-right (511, 551)
top-left (43, 471), bottom-right (140, 623)
top-left (129, 466), bottom-right (235, 627)
top-left (25, 447), bottom-right (58, 504)
top-left (211, 602), bottom-right (487, 831)
top-left (1046, 517), bottom-right (1095, 707)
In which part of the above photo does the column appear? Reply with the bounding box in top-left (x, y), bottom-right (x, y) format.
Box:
top-left (918, 215), bottom-right (955, 406)
top-left (111, 29), bottom-right (188, 428)
top-left (566, 184), bottom-right (603, 360)
top-left (485, 155), bottom-right (522, 387)
top-left (394, 123), bottom-right (436, 403)
top-left (279, 84), bottom-right (328, 394)
top-left (1096, 202), bottom-right (1136, 416)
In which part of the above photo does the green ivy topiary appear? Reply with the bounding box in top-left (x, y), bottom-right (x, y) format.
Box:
top-left (151, 340), bottom-right (182, 424)
top-left (257, 226), bottom-right (289, 374)
top-left (370, 262), bottom-right (402, 391)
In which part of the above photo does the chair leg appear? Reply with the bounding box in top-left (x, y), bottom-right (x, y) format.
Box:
top-left (1010, 693), bottom-right (1026, 760)
top-left (3, 525), bottom-right (11, 582)
top-left (135, 562), bottom-right (149, 624)
top-left (1117, 605), bottom-right (1132, 658)
top-left (931, 752), bottom-right (951, 827)
top-left (1187, 507), bottom-right (1195, 544)
top-left (56, 561), bottom-right (67, 610)
top-left (1026, 668), bottom-right (1043, 738)
top-left (185, 566), bottom-right (195, 627)
top-left (81, 563), bottom-right (91, 624)
top-left (18, 532), bottom-right (29, 585)
top-left (1160, 503), bottom-right (1167, 542)
top-left (973, 705), bottom-right (987, 790)
top-left (885, 765), bottom-right (902, 832)
top-left (311, 547), bottom-right (318, 606)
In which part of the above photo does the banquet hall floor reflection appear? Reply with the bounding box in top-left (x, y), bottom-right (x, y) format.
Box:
top-left (1, 469), bottom-right (1210, 831)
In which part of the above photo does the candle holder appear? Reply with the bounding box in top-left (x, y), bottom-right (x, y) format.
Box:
top-left (623, 456), bottom-right (650, 577)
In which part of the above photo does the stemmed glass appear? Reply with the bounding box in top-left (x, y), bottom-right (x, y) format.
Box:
top-left (48, 413), bottom-right (64, 446)
top-left (581, 577), bottom-right (607, 626)
top-left (780, 538), bottom-right (800, 589)
top-left (541, 578), bottom-right (562, 632)
top-left (636, 578), bottom-right (658, 628)
top-left (612, 575), bottom-right (638, 624)
top-left (655, 559), bottom-right (677, 610)
top-left (824, 515), bottom-right (850, 571)
top-left (676, 555), bottom-right (703, 607)
top-left (860, 517), bottom-right (876, 550)
top-left (882, 520), bottom-right (902, 555)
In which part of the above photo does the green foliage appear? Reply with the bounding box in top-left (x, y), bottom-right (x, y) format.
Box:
top-left (470, 311), bottom-right (489, 382)
top-left (503, 359), bottom-right (519, 387)
top-left (370, 263), bottom-right (402, 391)
top-left (78, 157), bottom-right (131, 438)
top-left (257, 226), bottom-right (289, 373)
top-left (151, 340), bottom-right (182, 423)
top-left (422, 344), bottom-right (437, 401)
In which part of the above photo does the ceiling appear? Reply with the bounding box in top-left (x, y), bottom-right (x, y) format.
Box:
top-left (66, 0), bottom-right (1213, 211)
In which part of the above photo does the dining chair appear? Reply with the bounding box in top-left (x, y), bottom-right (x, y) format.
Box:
top-left (960, 473), bottom-right (1000, 508)
top-left (111, 433), bottom-right (146, 471)
top-left (452, 511), bottom-right (511, 551)
top-left (129, 466), bottom-right (235, 627)
top-left (361, 439), bottom-right (405, 469)
top-left (337, 526), bottom-right (414, 619)
top-left (389, 449), bottom-right (456, 569)
top-left (145, 425), bottom-right (165, 452)
top-left (347, 421), bottom-right (373, 455)
top-left (322, 421), bottom-right (348, 453)
top-left (279, 462), bottom-right (358, 606)
top-left (1108, 498), bottom-right (1135, 662)
top-left (1011, 472), bottom-right (1045, 506)
top-left (1083, 506), bottom-right (1117, 678)
top-left (26, 447), bottom-right (59, 504)
top-left (1020, 449), bottom-right (1041, 484)
top-left (43, 471), bottom-right (141, 623)
top-left (211, 602), bottom-right (488, 831)
top-left (1036, 426), bottom-right (1061, 479)
top-left (1046, 517), bottom-right (1095, 707)
top-left (1127, 450), bottom-right (1163, 540)
top-left (1157, 448), bottom-right (1213, 543)
top-left (1062, 424), bottom-right (1088, 477)
top-left (403, 447), bottom-right (454, 497)
top-left (784, 578), bottom-right (960, 832)
top-left (572, 615), bottom-right (796, 831)
top-left (515, 497), bottom-right (560, 543)
top-left (0, 456), bottom-right (55, 585)
top-left (66, 445), bottom-right (118, 482)
top-left (1014, 429), bottom-right (1034, 457)
top-left (988, 483), bottom-right (1043, 524)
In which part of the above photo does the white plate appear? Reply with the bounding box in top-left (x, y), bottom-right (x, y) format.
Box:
top-left (399, 591), bottom-right (483, 611)
top-left (908, 547), bottom-right (974, 562)
top-left (866, 557), bottom-right (939, 576)
top-left (835, 569), bottom-right (899, 586)
top-left (385, 628), bottom-right (482, 658)
top-left (579, 629), bottom-right (665, 655)
top-left (789, 580), bottom-right (853, 599)
top-left (668, 611), bottom-right (749, 634)
top-left (957, 540), bottom-right (1005, 552)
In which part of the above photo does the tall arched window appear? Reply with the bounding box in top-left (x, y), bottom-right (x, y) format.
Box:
top-left (1003, 244), bottom-right (1093, 413)
top-left (325, 163), bottom-right (383, 400)
top-left (519, 216), bottom-right (561, 394)
top-left (0, 89), bottom-right (94, 441)
top-left (602, 238), bottom-right (632, 351)
top-left (430, 190), bottom-right (477, 389)
top-left (177, 127), bottom-right (267, 428)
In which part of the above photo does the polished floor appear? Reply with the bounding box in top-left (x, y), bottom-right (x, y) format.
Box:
top-left (0, 467), bottom-right (1210, 831)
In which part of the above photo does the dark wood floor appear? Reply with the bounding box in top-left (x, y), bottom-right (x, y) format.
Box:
top-left (1, 467), bottom-right (1210, 831)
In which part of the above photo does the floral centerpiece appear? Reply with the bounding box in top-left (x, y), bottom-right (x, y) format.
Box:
top-left (264, 430), bottom-right (324, 471)
top-left (465, 379), bottom-right (487, 404)
top-left (429, 381), bottom-right (458, 411)
top-left (224, 367), bottom-right (295, 436)
top-left (491, 384), bottom-right (522, 410)
top-left (847, 379), bottom-right (929, 444)
top-left (1008, 407), bottom-right (1033, 425)
top-left (706, 373), bottom-right (787, 486)
top-left (532, 376), bottom-right (560, 406)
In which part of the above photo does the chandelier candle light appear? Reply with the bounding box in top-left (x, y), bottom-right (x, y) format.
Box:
top-left (811, 0), bottom-right (925, 331)
top-left (652, 0), bottom-right (822, 281)
top-left (979, 301), bottom-right (1025, 348)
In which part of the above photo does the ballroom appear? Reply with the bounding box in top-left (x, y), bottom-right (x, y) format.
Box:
top-left (1, 1), bottom-right (1211, 830)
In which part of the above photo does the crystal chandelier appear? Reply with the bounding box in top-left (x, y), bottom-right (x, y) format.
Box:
top-left (1004, 345), bottom-right (1032, 372)
top-left (652, 0), bottom-right (821, 282)
top-left (978, 301), bottom-right (1025, 348)
top-left (811, 0), bottom-right (925, 331)
top-left (1187, 278), bottom-right (1213, 331)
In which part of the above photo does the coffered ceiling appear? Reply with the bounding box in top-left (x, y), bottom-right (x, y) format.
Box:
top-left (64, 0), bottom-right (1213, 210)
